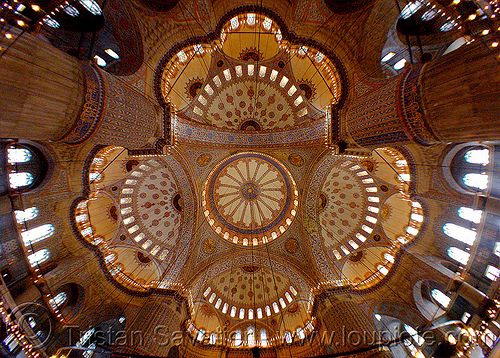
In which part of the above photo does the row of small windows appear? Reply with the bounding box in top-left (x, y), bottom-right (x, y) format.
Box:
top-left (6, 146), bottom-right (47, 191)
top-left (461, 148), bottom-right (490, 190)
top-left (14, 206), bottom-right (54, 267)
top-left (194, 326), bottom-right (310, 347)
top-left (42, 0), bottom-right (102, 29)
top-left (8, 148), bottom-right (34, 189)
top-left (443, 205), bottom-right (500, 301)
top-left (203, 285), bottom-right (298, 320)
top-left (443, 206), bottom-right (481, 266)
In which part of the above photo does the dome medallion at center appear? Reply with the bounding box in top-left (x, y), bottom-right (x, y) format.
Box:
top-left (203, 152), bottom-right (298, 245)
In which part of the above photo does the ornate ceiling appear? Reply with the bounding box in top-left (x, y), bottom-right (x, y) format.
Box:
top-left (69, 7), bottom-right (425, 350)
top-left (202, 152), bottom-right (298, 245)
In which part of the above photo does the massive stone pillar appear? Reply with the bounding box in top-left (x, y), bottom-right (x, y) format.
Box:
top-left (345, 40), bottom-right (500, 147)
top-left (321, 300), bottom-right (377, 354)
top-left (0, 32), bottom-right (85, 141)
top-left (0, 32), bottom-right (159, 149)
top-left (478, 196), bottom-right (500, 216)
top-left (420, 40), bottom-right (500, 142)
top-left (85, 70), bottom-right (159, 149)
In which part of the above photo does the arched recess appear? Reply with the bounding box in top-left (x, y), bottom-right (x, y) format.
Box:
top-left (372, 301), bottom-right (426, 329)
top-left (4, 142), bottom-right (49, 194)
top-left (373, 313), bottom-right (429, 358)
top-left (153, 5), bottom-right (348, 112)
top-left (51, 282), bottom-right (85, 320)
top-left (78, 304), bottom-right (126, 331)
top-left (441, 142), bottom-right (493, 195)
top-left (412, 280), bottom-right (448, 321)
top-left (441, 142), bottom-right (495, 195)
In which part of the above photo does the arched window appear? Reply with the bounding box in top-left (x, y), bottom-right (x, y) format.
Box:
top-left (485, 265), bottom-right (500, 281)
top-left (248, 308), bottom-right (253, 320)
top-left (431, 289), bottom-right (451, 308)
top-left (83, 343), bottom-right (96, 358)
top-left (6, 144), bottom-right (48, 193)
top-left (9, 172), bottom-right (34, 189)
top-left (197, 329), bottom-right (205, 342)
top-left (284, 331), bottom-right (292, 343)
top-left (234, 330), bottom-right (242, 347)
top-left (447, 247), bottom-right (470, 265)
top-left (458, 207), bottom-right (482, 224)
top-left (77, 327), bottom-right (95, 347)
top-left (78, 0), bottom-right (101, 15)
top-left (247, 327), bottom-right (255, 347)
top-left (265, 305), bottom-right (271, 316)
top-left (14, 207), bottom-right (39, 223)
top-left (377, 264), bottom-right (389, 275)
top-left (279, 297), bottom-right (286, 308)
top-left (296, 327), bottom-right (305, 339)
top-left (463, 173), bottom-right (488, 190)
top-left (210, 333), bottom-right (217, 345)
top-left (21, 224), bottom-right (55, 246)
top-left (272, 301), bottom-right (279, 313)
top-left (105, 252), bottom-right (116, 263)
top-left (443, 223), bottom-right (476, 245)
top-left (49, 292), bottom-right (67, 309)
top-left (401, 1), bottom-right (422, 19)
top-left (464, 149), bottom-right (489, 165)
top-left (260, 329), bottom-right (268, 347)
top-left (7, 148), bottom-right (32, 163)
top-left (28, 249), bottom-right (50, 267)
top-left (257, 307), bottom-right (263, 319)
top-left (404, 324), bottom-right (425, 346)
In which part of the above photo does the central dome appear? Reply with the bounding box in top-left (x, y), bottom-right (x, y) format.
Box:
top-left (202, 152), bottom-right (298, 245)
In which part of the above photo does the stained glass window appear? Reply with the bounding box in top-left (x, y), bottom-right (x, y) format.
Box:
top-left (401, 1), bottom-right (422, 19)
top-left (78, 0), bottom-right (101, 15)
top-left (234, 330), bottom-right (242, 346)
top-left (49, 292), bottom-right (67, 309)
top-left (261, 329), bottom-right (268, 346)
top-left (247, 327), bottom-right (255, 346)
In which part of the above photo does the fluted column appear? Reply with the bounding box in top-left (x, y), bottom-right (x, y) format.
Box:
top-left (0, 32), bottom-right (160, 149)
top-left (450, 277), bottom-right (488, 307)
top-left (321, 301), bottom-right (377, 353)
top-left (0, 32), bottom-right (85, 141)
top-left (420, 39), bottom-right (500, 142)
top-left (478, 196), bottom-right (500, 216)
top-left (88, 70), bottom-right (159, 149)
top-left (345, 40), bottom-right (500, 147)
